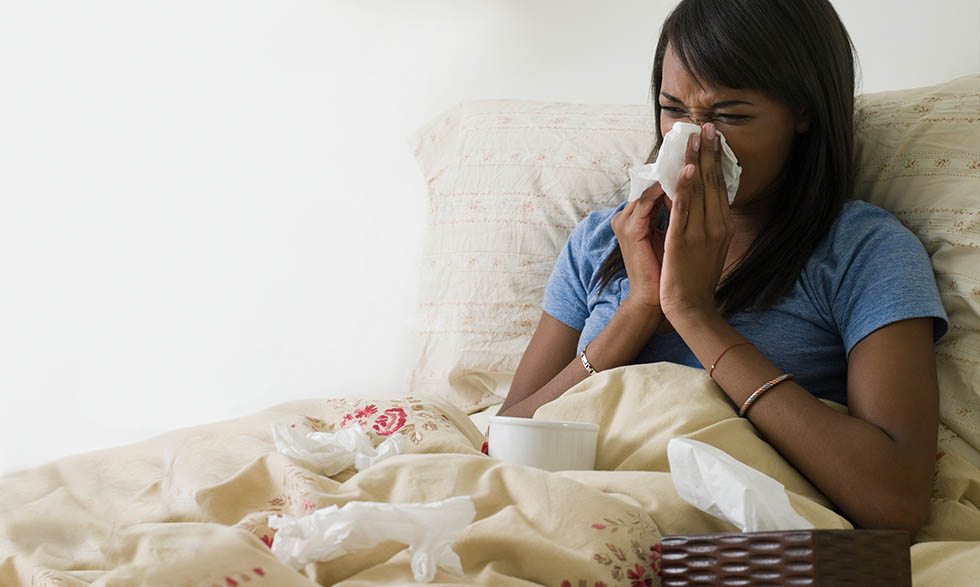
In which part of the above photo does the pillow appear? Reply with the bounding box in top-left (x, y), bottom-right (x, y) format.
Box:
top-left (853, 75), bottom-right (980, 454)
top-left (408, 78), bottom-right (980, 436)
top-left (408, 101), bottom-right (655, 412)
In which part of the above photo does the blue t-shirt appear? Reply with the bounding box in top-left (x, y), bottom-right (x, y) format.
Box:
top-left (542, 200), bottom-right (949, 406)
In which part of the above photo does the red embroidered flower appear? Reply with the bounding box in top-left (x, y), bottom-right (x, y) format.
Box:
top-left (595, 582), bottom-right (607, 587)
top-left (649, 543), bottom-right (662, 576)
top-left (260, 534), bottom-right (273, 548)
top-left (591, 523), bottom-right (606, 529)
top-left (253, 568), bottom-right (265, 577)
top-left (373, 408), bottom-right (407, 436)
top-left (225, 578), bottom-right (238, 587)
top-left (627, 564), bottom-right (651, 587)
top-left (355, 404), bottom-right (378, 419)
top-left (340, 413), bottom-right (354, 427)
top-left (561, 581), bottom-right (571, 587)
top-left (936, 451), bottom-right (946, 461)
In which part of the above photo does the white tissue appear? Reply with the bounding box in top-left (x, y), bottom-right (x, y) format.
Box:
top-left (667, 438), bottom-right (814, 532)
top-left (628, 122), bottom-right (741, 204)
top-left (272, 423), bottom-right (405, 476)
top-left (268, 496), bottom-right (476, 583)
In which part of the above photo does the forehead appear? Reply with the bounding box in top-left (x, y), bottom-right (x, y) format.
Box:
top-left (661, 43), bottom-right (756, 105)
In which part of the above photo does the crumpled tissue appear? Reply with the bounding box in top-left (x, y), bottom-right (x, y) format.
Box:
top-left (667, 437), bottom-right (814, 532)
top-left (628, 121), bottom-right (742, 204)
top-left (268, 496), bottom-right (476, 583)
top-left (272, 422), bottom-right (404, 476)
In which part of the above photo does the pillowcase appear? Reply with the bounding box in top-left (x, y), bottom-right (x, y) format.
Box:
top-left (408, 78), bottom-right (980, 445)
top-left (852, 75), bottom-right (980, 454)
top-left (408, 101), bottom-right (655, 412)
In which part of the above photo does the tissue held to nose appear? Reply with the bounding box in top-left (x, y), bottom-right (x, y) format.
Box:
top-left (628, 122), bottom-right (742, 205)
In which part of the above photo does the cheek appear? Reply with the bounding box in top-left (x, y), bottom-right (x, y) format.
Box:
top-left (728, 133), bottom-right (793, 194)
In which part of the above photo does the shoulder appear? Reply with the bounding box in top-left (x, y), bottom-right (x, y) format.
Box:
top-left (804, 200), bottom-right (948, 348)
top-left (830, 199), bottom-right (907, 234)
top-left (571, 202), bottom-right (625, 247)
top-left (812, 200), bottom-right (926, 265)
top-left (565, 202), bottom-right (626, 267)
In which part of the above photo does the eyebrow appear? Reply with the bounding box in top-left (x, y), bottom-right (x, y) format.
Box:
top-left (660, 92), bottom-right (753, 108)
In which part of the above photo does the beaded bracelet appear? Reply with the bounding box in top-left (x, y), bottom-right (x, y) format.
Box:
top-left (709, 341), bottom-right (753, 378)
top-left (738, 373), bottom-right (793, 417)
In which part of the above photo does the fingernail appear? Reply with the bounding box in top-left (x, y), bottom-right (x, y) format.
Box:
top-left (703, 123), bottom-right (716, 150)
top-left (684, 164), bottom-right (695, 179)
top-left (692, 135), bottom-right (700, 152)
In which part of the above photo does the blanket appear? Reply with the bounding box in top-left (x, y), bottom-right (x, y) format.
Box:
top-left (1, 363), bottom-right (977, 586)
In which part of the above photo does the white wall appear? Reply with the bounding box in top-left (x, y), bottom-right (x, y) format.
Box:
top-left (1, 0), bottom-right (977, 475)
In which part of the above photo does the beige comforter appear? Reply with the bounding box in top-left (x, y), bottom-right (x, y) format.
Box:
top-left (2, 363), bottom-right (977, 586)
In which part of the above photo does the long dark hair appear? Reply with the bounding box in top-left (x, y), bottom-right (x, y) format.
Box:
top-left (599, 0), bottom-right (856, 315)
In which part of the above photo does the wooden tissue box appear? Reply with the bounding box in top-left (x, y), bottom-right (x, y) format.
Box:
top-left (659, 529), bottom-right (911, 586)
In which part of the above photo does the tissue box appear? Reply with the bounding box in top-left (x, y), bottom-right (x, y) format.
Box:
top-left (659, 529), bottom-right (910, 586)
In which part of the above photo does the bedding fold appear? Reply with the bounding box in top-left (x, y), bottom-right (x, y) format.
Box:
top-left (0, 364), bottom-right (975, 586)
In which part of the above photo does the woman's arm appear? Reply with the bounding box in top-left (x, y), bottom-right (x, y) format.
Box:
top-left (661, 124), bottom-right (938, 533)
top-left (500, 181), bottom-right (672, 418)
top-left (671, 311), bottom-right (938, 534)
top-left (498, 300), bottom-right (663, 418)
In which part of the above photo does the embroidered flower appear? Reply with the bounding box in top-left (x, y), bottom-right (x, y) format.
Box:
top-left (592, 523), bottom-right (606, 529)
top-left (355, 404), bottom-right (378, 419)
top-left (373, 408), bottom-right (408, 436)
top-left (649, 543), bottom-right (662, 575)
top-left (626, 563), bottom-right (651, 587)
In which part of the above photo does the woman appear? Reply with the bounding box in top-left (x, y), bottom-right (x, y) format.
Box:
top-left (497, 0), bottom-right (948, 535)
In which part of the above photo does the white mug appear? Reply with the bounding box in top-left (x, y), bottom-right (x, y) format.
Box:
top-left (487, 415), bottom-right (599, 472)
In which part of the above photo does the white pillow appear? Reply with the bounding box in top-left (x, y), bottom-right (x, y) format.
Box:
top-left (853, 75), bottom-right (980, 453)
top-left (408, 101), bottom-right (655, 412)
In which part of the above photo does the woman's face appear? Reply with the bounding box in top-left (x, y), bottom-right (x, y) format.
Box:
top-left (658, 43), bottom-right (809, 208)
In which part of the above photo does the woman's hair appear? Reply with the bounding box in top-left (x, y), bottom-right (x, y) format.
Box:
top-left (598, 0), bottom-right (857, 315)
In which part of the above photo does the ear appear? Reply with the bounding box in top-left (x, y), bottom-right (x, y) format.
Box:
top-left (795, 106), bottom-right (811, 134)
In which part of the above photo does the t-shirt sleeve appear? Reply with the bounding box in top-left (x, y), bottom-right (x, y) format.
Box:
top-left (542, 216), bottom-right (596, 331)
top-left (830, 207), bottom-right (949, 357)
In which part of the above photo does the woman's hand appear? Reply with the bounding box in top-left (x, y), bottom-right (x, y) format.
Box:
top-left (659, 122), bottom-right (736, 320)
top-left (610, 183), bottom-right (668, 310)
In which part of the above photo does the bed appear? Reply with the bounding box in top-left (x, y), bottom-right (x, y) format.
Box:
top-left (1, 75), bottom-right (977, 586)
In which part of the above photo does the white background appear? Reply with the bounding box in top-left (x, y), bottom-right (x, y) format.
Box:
top-left (1, 0), bottom-right (978, 474)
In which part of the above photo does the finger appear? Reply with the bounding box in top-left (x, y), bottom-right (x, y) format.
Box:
top-left (667, 163), bottom-right (695, 238)
top-left (684, 130), bottom-right (705, 231)
top-left (701, 123), bottom-right (728, 227)
top-left (632, 188), bottom-right (660, 222)
top-left (639, 181), bottom-right (665, 203)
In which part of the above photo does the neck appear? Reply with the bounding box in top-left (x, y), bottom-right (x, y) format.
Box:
top-left (725, 188), bottom-right (778, 268)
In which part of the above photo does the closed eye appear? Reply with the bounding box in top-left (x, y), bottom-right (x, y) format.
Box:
top-left (659, 105), bottom-right (687, 117)
top-left (658, 104), bottom-right (752, 123)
